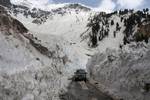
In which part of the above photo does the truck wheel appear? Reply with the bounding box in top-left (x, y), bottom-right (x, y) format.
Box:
top-left (84, 79), bottom-right (87, 83)
top-left (75, 78), bottom-right (78, 82)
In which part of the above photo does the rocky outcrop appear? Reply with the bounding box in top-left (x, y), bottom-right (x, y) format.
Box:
top-left (134, 23), bottom-right (150, 43)
top-left (0, 6), bottom-right (28, 34)
top-left (0, 0), bottom-right (11, 7)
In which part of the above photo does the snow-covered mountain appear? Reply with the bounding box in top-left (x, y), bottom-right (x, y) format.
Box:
top-left (0, 0), bottom-right (150, 100)
top-left (11, 0), bottom-right (49, 9)
top-left (11, 0), bottom-right (91, 11)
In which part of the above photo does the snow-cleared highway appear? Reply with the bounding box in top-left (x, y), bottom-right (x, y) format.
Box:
top-left (60, 81), bottom-right (113, 100)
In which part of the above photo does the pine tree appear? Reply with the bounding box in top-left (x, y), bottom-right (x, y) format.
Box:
top-left (111, 20), bottom-right (114, 25)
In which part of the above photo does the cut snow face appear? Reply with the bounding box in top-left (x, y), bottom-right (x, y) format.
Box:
top-left (0, 6), bottom-right (70, 100)
top-left (87, 42), bottom-right (150, 100)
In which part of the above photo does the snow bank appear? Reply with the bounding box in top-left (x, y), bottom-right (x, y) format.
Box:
top-left (0, 8), bottom-right (71, 99)
top-left (0, 31), bottom-right (69, 100)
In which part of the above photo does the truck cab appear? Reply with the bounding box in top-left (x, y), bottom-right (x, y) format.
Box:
top-left (73, 69), bottom-right (87, 82)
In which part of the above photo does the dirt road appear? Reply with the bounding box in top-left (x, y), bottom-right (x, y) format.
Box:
top-left (59, 81), bottom-right (113, 100)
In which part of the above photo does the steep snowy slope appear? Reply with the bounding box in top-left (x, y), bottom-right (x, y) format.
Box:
top-left (82, 10), bottom-right (150, 51)
top-left (82, 12), bottom-right (124, 52)
top-left (9, 2), bottom-right (94, 72)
